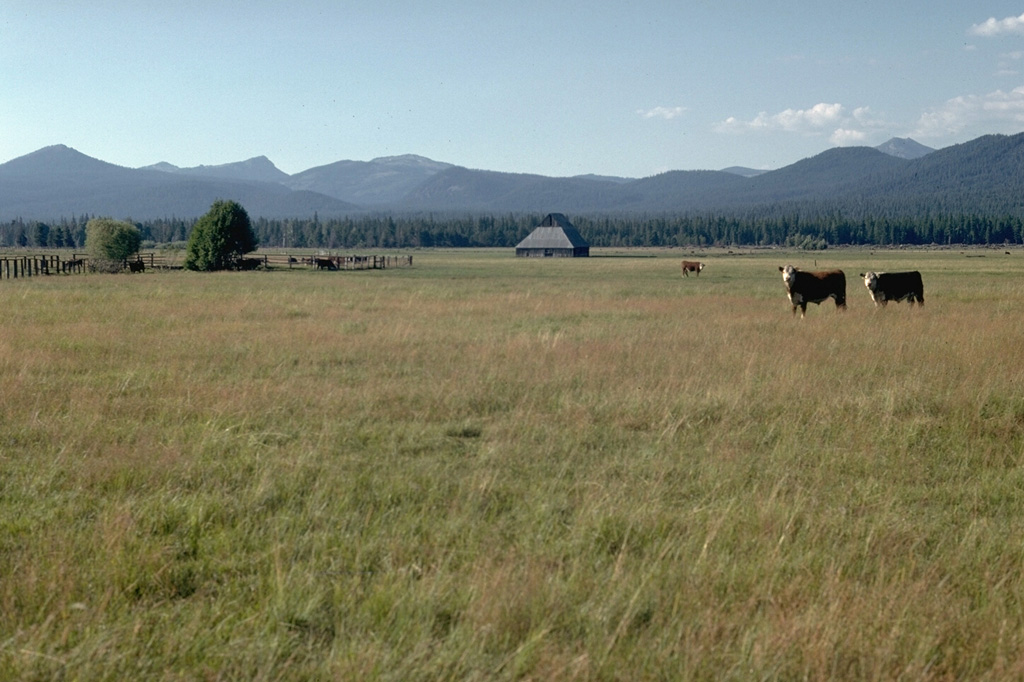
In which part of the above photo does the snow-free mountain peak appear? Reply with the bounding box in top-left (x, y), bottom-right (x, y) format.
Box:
top-left (4, 144), bottom-right (132, 176)
top-left (874, 137), bottom-right (935, 160)
top-left (720, 166), bottom-right (769, 178)
top-left (141, 155), bottom-right (289, 184)
top-left (368, 154), bottom-right (453, 171)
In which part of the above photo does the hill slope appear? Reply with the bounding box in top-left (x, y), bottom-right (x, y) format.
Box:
top-left (285, 154), bottom-right (452, 205)
top-left (0, 146), bottom-right (358, 220)
top-left (142, 156), bottom-right (290, 184)
top-left (3, 133), bottom-right (1024, 221)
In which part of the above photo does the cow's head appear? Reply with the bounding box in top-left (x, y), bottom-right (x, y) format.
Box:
top-left (698, 262), bottom-right (705, 272)
top-left (779, 265), bottom-right (797, 289)
top-left (860, 271), bottom-right (879, 291)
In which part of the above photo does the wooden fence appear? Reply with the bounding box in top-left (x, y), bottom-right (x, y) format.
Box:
top-left (259, 254), bottom-right (414, 270)
top-left (0, 252), bottom-right (412, 280)
top-left (139, 253), bottom-right (413, 271)
top-left (0, 254), bottom-right (87, 279)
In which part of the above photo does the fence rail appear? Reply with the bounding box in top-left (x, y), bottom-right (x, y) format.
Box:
top-left (0, 254), bottom-right (87, 279)
top-left (258, 254), bottom-right (414, 270)
top-left (0, 252), bottom-right (412, 280)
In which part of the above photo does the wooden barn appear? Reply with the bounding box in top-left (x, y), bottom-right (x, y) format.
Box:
top-left (515, 213), bottom-right (590, 258)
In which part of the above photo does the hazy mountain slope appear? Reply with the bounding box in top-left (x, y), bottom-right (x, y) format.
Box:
top-left (142, 156), bottom-right (290, 184)
top-left (621, 170), bottom-right (750, 211)
top-left (401, 166), bottom-right (546, 210)
top-left (493, 175), bottom-right (641, 212)
top-left (572, 173), bottom-right (635, 184)
top-left (720, 166), bottom-right (769, 178)
top-left (0, 146), bottom-right (358, 220)
top-left (741, 146), bottom-right (909, 204)
top-left (286, 154), bottom-right (452, 205)
top-left (402, 166), bottom-right (748, 212)
top-left (5, 133), bottom-right (1024, 220)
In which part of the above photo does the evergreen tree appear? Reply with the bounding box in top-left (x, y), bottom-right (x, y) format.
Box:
top-left (184, 200), bottom-right (258, 271)
top-left (32, 222), bottom-right (50, 248)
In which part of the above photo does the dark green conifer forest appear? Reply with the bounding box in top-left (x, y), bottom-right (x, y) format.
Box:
top-left (5, 210), bottom-right (1023, 251)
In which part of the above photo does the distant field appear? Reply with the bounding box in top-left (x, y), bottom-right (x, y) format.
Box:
top-left (2, 246), bottom-right (1024, 680)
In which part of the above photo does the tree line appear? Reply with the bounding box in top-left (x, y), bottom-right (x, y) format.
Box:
top-left (4, 210), bottom-right (1024, 250)
top-left (75, 201), bottom-right (257, 273)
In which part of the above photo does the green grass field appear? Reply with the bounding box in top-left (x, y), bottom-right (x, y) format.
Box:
top-left (2, 247), bottom-right (1024, 680)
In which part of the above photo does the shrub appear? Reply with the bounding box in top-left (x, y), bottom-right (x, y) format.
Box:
top-left (85, 218), bottom-right (141, 271)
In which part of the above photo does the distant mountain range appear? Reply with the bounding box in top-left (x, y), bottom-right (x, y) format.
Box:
top-left (6, 133), bottom-right (1024, 222)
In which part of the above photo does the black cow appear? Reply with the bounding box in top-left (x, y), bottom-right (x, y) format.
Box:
top-left (314, 258), bottom-right (338, 271)
top-left (236, 257), bottom-right (263, 271)
top-left (779, 265), bottom-right (847, 318)
top-left (859, 271), bottom-right (924, 307)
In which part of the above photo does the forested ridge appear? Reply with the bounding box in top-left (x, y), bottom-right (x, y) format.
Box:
top-left (5, 133), bottom-right (1024, 224)
top-left (5, 209), bottom-right (1024, 250)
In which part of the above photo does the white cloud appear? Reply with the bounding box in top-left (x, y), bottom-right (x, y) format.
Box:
top-left (637, 106), bottom-right (687, 120)
top-left (776, 102), bottom-right (845, 130)
top-left (970, 13), bottom-right (1024, 37)
top-left (717, 102), bottom-right (887, 135)
top-left (831, 129), bottom-right (868, 145)
top-left (715, 102), bottom-right (844, 134)
top-left (851, 106), bottom-right (875, 124)
top-left (997, 51), bottom-right (1024, 77)
top-left (913, 86), bottom-right (1024, 138)
top-left (715, 102), bottom-right (888, 147)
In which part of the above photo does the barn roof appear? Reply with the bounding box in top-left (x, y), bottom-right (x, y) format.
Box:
top-left (515, 213), bottom-right (589, 249)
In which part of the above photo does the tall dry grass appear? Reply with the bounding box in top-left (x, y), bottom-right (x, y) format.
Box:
top-left (2, 248), bottom-right (1024, 680)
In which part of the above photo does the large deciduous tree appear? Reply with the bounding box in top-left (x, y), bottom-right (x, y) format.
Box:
top-left (185, 200), bottom-right (258, 271)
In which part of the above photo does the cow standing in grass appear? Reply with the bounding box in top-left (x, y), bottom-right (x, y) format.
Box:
top-left (860, 271), bottom-right (924, 307)
top-left (681, 260), bottom-right (704, 277)
top-left (315, 258), bottom-right (338, 271)
top-left (778, 265), bottom-right (847, 318)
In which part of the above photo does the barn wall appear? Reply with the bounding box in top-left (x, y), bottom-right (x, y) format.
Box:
top-left (515, 248), bottom-right (590, 258)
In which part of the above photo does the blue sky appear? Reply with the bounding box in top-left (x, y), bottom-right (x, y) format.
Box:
top-left (4, 1), bottom-right (1024, 177)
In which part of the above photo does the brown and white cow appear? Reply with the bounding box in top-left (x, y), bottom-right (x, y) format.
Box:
top-left (681, 260), bottom-right (705, 277)
top-left (778, 265), bottom-right (847, 318)
top-left (859, 271), bottom-right (924, 307)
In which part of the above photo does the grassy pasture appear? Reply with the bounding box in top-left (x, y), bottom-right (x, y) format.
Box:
top-left (2, 246), bottom-right (1024, 680)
